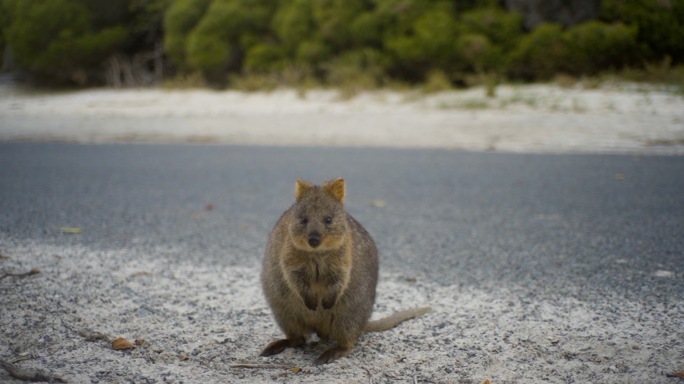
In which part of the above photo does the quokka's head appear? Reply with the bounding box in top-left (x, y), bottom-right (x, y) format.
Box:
top-left (289, 178), bottom-right (349, 252)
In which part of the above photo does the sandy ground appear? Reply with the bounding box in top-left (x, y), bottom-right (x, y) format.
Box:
top-left (1, 84), bottom-right (683, 383)
top-left (1, 82), bottom-right (683, 154)
top-left (2, 240), bottom-right (682, 384)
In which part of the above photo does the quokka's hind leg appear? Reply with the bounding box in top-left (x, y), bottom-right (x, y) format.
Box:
top-left (260, 335), bottom-right (306, 357)
top-left (314, 343), bottom-right (353, 365)
top-left (315, 330), bottom-right (360, 365)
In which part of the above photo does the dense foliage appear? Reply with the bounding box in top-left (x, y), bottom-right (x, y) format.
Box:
top-left (1, 0), bottom-right (168, 85)
top-left (1, 0), bottom-right (682, 87)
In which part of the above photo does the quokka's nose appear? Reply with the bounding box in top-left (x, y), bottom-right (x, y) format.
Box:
top-left (308, 234), bottom-right (321, 248)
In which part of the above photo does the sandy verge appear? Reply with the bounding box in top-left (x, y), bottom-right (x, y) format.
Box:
top-left (1, 83), bottom-right (683, 154)
top-left (2, 242), bottom-right (681, 383)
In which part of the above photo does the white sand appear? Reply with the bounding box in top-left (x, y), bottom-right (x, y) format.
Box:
top-left (2, 242), bottom-right (681, 383)
top-left (1, 82), bottom-right (683, 154)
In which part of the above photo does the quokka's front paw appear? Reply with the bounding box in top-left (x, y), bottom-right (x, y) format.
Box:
top-left (322, 291), bottom-right (337, 309)
top-left (302, 292), bottom-right (318, 311)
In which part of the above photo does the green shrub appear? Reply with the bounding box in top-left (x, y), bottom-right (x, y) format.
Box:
top-left (295, 39), bottom-right (330, 65)
top-left (349, 11), bottom-right (384, 47)
top-left (5, 0), bottom-right (676, 87)
top-left (184, 0), bottom-right (275, 80)
top-left (186, 32), bottom-right (229, 76)
top-left (324, 48), bottom-right (389, 88)
top-left (563, 21), bottom-right (641, 74)
top-left (310, 0), bottom-right (368, 50)
top-left (5, 0), bottom-right (89, 72)
top-left (510, 20), bottom-right (641, 79)
top-left (273, 0), bottom-right (370, 75)
top-left (456, 33), bottom-right (503, 73)
top-left (4, 0), bottom-right (127, 83)
top-left (384, 2), bottom-right (460, 79)
top-left (272, 0), bottom-right (315, 54)
top-left (229, 72), bottom-right (279, 92)
top-left (163, 0), bottom-right (212, 69)
top-left (73, 0), bottom-right (129, 26)
top-left (459, 7), bottom-right (523, 52)
top-left (614, 58), bottom-right (684, 94)
top-left (244, 43), bottom-right (285, 73)
top-left (163, 71), bottom-right (206, 89)
top-left (0, 1), bottom-right (6, 69)
top-left (207, 0), bottom-right (272, 44)
top-left (185, 1), bottom-right (237, 76)
top-left (510, 23), bottom-right (567, 80)
top-left (422, 69), bottom-right (452, 93)
top-left (457, 6), bottom-right (523, 75)
top-left (602, 0), bottom-right (684, 63)
top-left (50, 26), bottom-right (128, 67)
top-left (127, 0), bottom-right (171, 36)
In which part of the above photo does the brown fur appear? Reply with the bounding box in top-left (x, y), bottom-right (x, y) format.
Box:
top-left (260, 178), bottom-right (431, 365)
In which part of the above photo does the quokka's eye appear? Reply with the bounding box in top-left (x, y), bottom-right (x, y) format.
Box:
top-left (300, 217), bottom-right (309, 225)
top-left (324, 216), bottom-right (333, 224)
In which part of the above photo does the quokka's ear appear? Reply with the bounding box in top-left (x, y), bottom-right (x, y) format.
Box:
top-left (323, 178), bottom-right (345, 203)
top-left (295, 179), bottom-right (314, 201)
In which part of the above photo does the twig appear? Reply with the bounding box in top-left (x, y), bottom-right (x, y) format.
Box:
top-left (362, 366), bottom-right (374, 384)
top-left (0, 360), bottom-right (66, 383)
top-left (7, 353), bottom-right (35, 364)
top-left (7, 354), bottom-right (33, 365)
top-left (229, 363), bottom-right (293, 369)
top-left (0, 268), bottom-right (40, 280)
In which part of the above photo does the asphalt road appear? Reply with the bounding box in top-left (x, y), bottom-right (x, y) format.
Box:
top-left (1, 142), bottom-right (682, 305)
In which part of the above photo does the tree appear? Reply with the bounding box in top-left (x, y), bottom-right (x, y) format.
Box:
top-left (164, 0), bottom-right (212, 70)
top-left (602, 0), bottom-right (684, 63)
top-left (3, 0), bottom-right (128, 84)
top-left (167, 0), bottom-right (276, 83)
top-left (380, 0), bottom-right (460, 81)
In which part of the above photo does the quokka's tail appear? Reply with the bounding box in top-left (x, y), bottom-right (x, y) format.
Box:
top-left (364, 306), bottom-right (432, 332)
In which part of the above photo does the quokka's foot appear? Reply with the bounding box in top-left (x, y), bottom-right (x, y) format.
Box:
top-left (260, 337), bottom-right (305, 357)
top-left (314, 345), bottom-right (351, 365)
